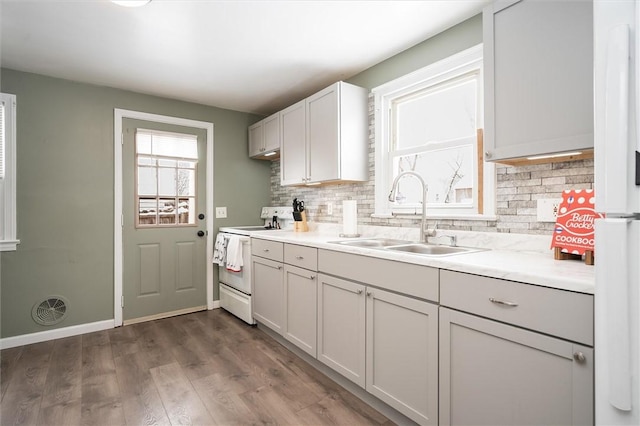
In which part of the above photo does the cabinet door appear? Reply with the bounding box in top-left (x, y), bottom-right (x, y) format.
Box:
top-left (366, 288), bottom-right (438, 425)
top-left (439, 307), bottom-right (593, 426)
top-left (484, 0), bottom-right (593, 161)
top-left (248, 121), bottom-right (264, 158)
top-left (280, 100), bottom-right (307, 185)
top-left (283, 264), bottom-right (317, 357)
top-left (317, 273), bottom-right (366, 388)
top-left (251, 256), bottom-right (284, 334)
top-left (307, 83), bottom-right (339, 183)
top-left (262, 112), bottom-right (280, 154)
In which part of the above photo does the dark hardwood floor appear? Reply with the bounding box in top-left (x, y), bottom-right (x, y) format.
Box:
top-left (0, 309), bottom-right (392, 426)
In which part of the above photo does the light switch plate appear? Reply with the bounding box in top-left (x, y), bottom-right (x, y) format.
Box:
top-left (537, 198), bottom-right (562, 222)
top-left (215, 206), bottom-right (227, 218)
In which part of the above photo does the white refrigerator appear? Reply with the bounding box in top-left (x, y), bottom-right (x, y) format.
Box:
top-left (594, 1), bottom-right (640, 425)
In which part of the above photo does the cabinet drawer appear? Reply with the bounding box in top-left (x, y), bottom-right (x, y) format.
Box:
top-left (318, 249), bottom-right (438, 302)
top-left (284, 244), bottom-right (317, 271)
top-left (440, 270), bottom-right (593, 346)
top-left (251, 238), bottom-right (283, 262)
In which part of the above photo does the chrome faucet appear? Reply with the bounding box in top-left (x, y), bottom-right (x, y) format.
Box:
top-left (388, 171), bottom-right (431, 243)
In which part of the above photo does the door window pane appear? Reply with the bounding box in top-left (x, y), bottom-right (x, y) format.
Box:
top-left (138, 167), bottom-right (157, 196)
top-left (135, 129), bottom-right (198, 227)
top-left (158, 167), bottom-right (177, 196)
top-left (177, 169), bottom-right (195, 196)
top-left (158, 199), bottom-right (177, 224)
top-left (138, 198), bottom-right (157, 225)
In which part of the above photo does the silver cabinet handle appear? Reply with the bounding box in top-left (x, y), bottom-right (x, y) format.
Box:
top-left (356, 289), bottom-right (363, 294)
top-left (295, 255), bottom-right (304, 260)
top-left (573, 352), bottom-right (586, 363)
top-left (277, 265), bottom-right (282, 270)
top-left (310, 275), bottom-right (316, 280)
top-left (489, 297), bottom-right (518, 307)
top-left (366, 291), bottom-right (372, 297)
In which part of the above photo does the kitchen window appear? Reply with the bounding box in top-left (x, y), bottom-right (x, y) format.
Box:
top-left (373, 45), bottom-right (495, 219)
top-left (0, 93), bottom-right (18, 251)
top-left (135, 129), bottom-right (198, 227)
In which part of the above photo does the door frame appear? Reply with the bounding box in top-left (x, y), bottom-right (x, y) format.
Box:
top-left (114, 109), bottom-right (215, 327)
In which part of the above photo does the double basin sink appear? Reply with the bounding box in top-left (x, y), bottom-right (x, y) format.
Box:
top-left (328, 238), bottom-right (484, 257)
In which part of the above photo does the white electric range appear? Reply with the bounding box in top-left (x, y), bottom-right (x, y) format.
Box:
top-left (217, 206), bottom-right (293, 324)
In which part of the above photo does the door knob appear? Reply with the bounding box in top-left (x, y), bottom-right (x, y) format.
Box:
top-left (197, 230), bottom-right (205, 237)
top-left (198, 213), bottom-right (205, 220)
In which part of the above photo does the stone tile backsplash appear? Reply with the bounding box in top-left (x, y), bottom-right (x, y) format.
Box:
top-left (270, 97), bottom-right (594, 236)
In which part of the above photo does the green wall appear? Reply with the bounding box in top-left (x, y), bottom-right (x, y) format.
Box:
top-left (0, 69), bottom-right (271, 338)
top-left (347, 14), bottom-right (482, 89)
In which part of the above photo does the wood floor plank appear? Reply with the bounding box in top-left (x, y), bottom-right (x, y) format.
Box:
top-left (0, 341), bottom-right (53, 426)
top-left (127, 321), bottom-right (176, 369)
top-left (37, 397), bottom-right (81, 426)
top-left (81, 330), bottom-right (110, 348)
top-left (1, 346), bottom-right (23, 401)
top-left (150, 361), bottom-right (214, 425)
top-left (191, 373), bottom-right (260, 425)
top-left (80, 374), bottom-right (125, 426)
top-left (40, 336), bottom-right (82, 413)
top-left (239, 384), bottom-right (304, 425)
top-left (108, 324), bottom-right (140, 359)
top-left (114, 352), bottom-right (170, 426)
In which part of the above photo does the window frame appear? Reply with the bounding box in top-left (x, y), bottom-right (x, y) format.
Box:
top-left (0, 93), bottom-right (19, 251)
top-left (373, 44), bottom-right (495, 220)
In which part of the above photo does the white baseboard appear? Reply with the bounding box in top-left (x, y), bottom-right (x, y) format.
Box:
top-left (0, 319), bottom-right (114, 350)
top-left (1, 303), bottom-right (222, 350)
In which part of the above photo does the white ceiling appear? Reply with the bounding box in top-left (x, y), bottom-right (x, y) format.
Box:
top-left (1, 0), bottom-right (489, 115)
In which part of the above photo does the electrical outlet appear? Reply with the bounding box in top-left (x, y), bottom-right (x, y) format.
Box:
top-left (327, 202), bottom-right (333, 216)
top-left (215, 206), bottom-right (227, 218)
top-left (536, 198), bottom-right (562, 222)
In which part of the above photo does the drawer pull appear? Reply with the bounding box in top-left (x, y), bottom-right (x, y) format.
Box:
top-left (263, 249), bottom-right (270, 252)
top-left (295, 256), bottom-right (304, 260)
top-left (573, 352), bottom-right (586, 364)
top-left (277, 265), bottom-right (282, 270)
top-left (489, 297), bottom-right (518, 307)
top-left (356, 289), bottom-right (363, 294)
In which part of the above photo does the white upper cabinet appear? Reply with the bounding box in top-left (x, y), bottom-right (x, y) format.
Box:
top-left (483, 0), bottom-right (593, 163)
top-left (249, 112), bottom-right (280, 160)
top-left (280, 81), bottom-right (368, 186)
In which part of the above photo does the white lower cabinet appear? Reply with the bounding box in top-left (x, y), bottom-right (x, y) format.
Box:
top-left (283, 264), bottom-right (317, 357)
top-left (251, 256), bottom-right (284, 334)
top-left (439, 307), bottom-right (593, 426)
top-left (317, 274), bottom-right (366, 387)
top-left (317, 273), bottom-right (438, 425)
top-left (366, 288), bottom-right (438, 425)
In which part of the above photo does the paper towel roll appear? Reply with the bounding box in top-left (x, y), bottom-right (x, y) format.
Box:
top-left (343, 200), bottom-right (358, 236)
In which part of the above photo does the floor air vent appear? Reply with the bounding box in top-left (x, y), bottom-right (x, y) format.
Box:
top-left (32, 296), bottom-right (69, 325)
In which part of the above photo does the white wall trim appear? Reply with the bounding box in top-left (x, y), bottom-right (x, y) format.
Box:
top-left (114, 109), bottom-right (215, 327)
top-left (0, 319), bottom-right (114, 350)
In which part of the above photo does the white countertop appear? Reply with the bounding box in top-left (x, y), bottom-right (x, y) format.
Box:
top-left (247, 226), bottom-right (595, 295)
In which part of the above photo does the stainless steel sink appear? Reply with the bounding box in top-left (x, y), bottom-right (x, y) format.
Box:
top-left (329, 238), bottom-right (413, 248)
top-left (328, 238), bottom-right (484, 257)
top-left (385, 244), bottom-right (482, 256)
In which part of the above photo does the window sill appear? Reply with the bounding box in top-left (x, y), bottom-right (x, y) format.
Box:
top-left (0, 240), bottom-right (20, 252)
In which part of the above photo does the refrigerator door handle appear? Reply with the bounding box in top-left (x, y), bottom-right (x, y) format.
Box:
top-left (596, 219), bottom-right (632, 411)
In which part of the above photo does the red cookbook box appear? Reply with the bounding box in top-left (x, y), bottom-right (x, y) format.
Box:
top-left (551, 189), bottom-right (605, 255)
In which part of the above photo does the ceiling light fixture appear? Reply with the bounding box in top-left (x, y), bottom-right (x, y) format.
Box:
top-left (111, 0), bottom-right (151, 7)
